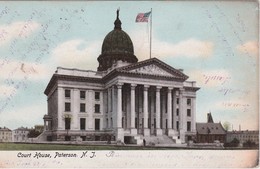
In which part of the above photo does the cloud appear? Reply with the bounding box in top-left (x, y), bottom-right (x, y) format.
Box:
top-left (153, 38), bottom-right (214, 58)
top-left (0, 21), bottom-right (40, 45)
top-left (130, 29), bottom-right (214, 60)
top-left (187, 69), bottom-right (232, 87)
top-left (0, 59), bottom-right (50, 80)
top-left (0, 85), bottom-right (16, 98)
top-left (237, 41), bottom-right (259, 56)
top-left (51, 39), bottom-right (101, 70)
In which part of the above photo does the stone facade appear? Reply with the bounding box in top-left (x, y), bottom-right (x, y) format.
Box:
top-left (0, 127), bottom-right (12, 142)
top-left (13, 127), bottom-right (30, 142)
top-left (226, 130), bottom-right (259, 145)
top-left (43, 58), bottom-right (199, 144)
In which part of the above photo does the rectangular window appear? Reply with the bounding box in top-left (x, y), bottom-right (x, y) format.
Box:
top-left (65, 118), bottom-right (71, 130)
top-left (135, 118), bottom-right (138, 128)
top-left (95, 119), bottom-right (100, 130)
top-left (176, 108), bottom-right (179, 116)
top-left (95, 104), bottom-right (100, 113)
top-left (187, 98), bottom-right (191, 105)
top-left (80, 118), bottom-right (86, 130)
top-left (65, 102), bottom-right (71, 112)
top-left (95, 92), bottom-right (100, 100)
top-left (80, 103), bottom-right (86, 112)
top-left (176, 121), bottom-right (179, 130)
top-left (187, 121), bottom-right (191, 131)
top-left (80, 91), bottom-right (85, 99)
top-left (65, 89), bottom-right (70, 98)
top-left (176, 98), bottom-right (179, 104)
top-left (187, 109), bottom-right (191, 116)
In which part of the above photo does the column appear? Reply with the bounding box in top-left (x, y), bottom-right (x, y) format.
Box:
top-left (130, 84), bottom-right (137, 135)
top-left (117, 84), bottom-right (122, 128)
top-left (44, 120), bottom-right (47, 131)
top-left (167, 87), bottom-right (175, 136)
top-left (143, 85), bottom-right (150, 136)
top-left (116, 83), bottom-right (124, 142)
top-left (107, 88), bottom-right (111, 129)
top-left (179, 88), bottom-right (185, 143)
top-left (57, 87), bottom-right (64, 130)
top-left (156, 86), bottom-right (162, 136)
top-left (73, 89), bottom-right (79, 130)
top-left (192, 98), bottom-right (196, 132)
top-left (172, 89), bottom-right (177, 130)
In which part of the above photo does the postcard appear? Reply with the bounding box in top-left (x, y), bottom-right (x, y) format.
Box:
top-left (0, 1), bottom-right (258, 168)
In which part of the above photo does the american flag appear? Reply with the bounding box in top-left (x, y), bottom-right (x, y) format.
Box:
top-left (135, 11), bottom-right (151, 22)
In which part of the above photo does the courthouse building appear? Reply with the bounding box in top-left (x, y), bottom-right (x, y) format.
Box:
top-left (42, 11), bottom-right (200, 144)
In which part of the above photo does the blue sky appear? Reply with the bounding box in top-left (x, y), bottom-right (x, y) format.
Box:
top-left (0, 1), bottom-right (258, 130)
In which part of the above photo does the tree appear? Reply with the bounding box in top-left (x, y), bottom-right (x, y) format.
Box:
top-left (27, 130), bottom-right (41, 138)
top-left (223, 121), bottom-right (231, 131)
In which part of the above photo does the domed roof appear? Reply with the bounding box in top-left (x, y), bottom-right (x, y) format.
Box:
top-left (101, 29), bottom-right (134, 55)
top-left (97, 10), bottom-right (138, 71)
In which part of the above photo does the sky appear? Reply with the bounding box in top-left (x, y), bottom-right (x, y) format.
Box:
top-left (0, 1), bottom-right (258, 131)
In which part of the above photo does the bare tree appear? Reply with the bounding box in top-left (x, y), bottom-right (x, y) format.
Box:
top-left (223, 121), bottom-right (231, 131)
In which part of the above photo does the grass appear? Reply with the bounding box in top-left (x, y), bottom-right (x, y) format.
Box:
top-left (0, 143), bottom-right (175, 150)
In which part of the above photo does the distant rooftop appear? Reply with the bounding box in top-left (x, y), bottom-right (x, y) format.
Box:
top-left (196, 123), bottom-right (226, 135)
top-left (0, 127), bottom-right (12, 131)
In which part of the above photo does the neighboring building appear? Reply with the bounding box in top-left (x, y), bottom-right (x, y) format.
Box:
top-left (196, 113), bottom-right (226, 143)
top-left (0, 127), bottom-right (12, 142)
top-left (42, 10), bottom-right (199, 144)
top-left (13, 127), bottom-right (31, 142)
top-left (226, 130), bottom-right (259, 145)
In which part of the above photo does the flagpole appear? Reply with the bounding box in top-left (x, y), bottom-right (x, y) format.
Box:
top-left (150, 8), bottom-right (152, 59)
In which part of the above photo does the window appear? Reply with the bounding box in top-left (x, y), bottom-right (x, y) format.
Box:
top-left (95, 92), bottom-right (100, 100)
top-left (187, 121), bottom-right (191, 131)
top-left (65, 102), bottom-right (71, 112)
top-left (176, 121), bottom-right (179, 130)
top-left (80, 118), bottom-right (86, 130)
top-left (135, 118), bottom-right (138, 128)
top-left (65, 89), bottom-right (70, 98)
top-left (95, 119), bottom-right (100, 130)
top-left (187, 109), bottom-right (191, 116)
top-left (176, 108), bottom-right (179, 116)
top-left (187, 98), bottom-right (191, 105)
top-left (95, 104), bottom-right (100, 113)
top-left (80, 91), bottom-right (85, 99)
top-left (80, 103), bottom-right (86, 112)
top-left (176, 98), bottom-right (179, 104)
top-left (65, 118), bottom-right (71, 130)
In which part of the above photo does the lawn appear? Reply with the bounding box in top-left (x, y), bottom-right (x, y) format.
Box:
top-left (0, 143), bottom-right (174, 150)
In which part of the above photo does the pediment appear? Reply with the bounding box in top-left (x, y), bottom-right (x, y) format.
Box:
top-left (117, 58), bottom-right (188, 80)
top-left (129, 64), bottom-right (174, 77)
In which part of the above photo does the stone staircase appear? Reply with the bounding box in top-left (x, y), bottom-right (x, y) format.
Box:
top-left (141, 135), bottom-right (181, 146)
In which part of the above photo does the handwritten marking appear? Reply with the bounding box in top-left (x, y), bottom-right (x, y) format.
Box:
top-left (218, 88), bottom-right (250, 96)
top-left (203, 74), bottom-right (231, 85)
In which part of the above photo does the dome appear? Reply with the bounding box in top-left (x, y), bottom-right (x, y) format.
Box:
top-left (97, 10), bottom-right (138, 71)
